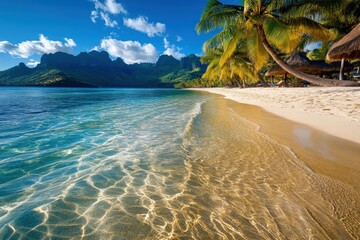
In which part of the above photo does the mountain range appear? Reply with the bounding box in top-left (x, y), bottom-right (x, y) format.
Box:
top-left (0, 51), bottom-right (207, 88)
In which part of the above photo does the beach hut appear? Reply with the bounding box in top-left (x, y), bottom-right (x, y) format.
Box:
top-left (326, 23), bottom-right (360, 80)
top-left (265, 52), bottom-right (351, 85)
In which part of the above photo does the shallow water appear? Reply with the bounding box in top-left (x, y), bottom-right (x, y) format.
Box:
top-left (0, 88), bottom-right (358, 239)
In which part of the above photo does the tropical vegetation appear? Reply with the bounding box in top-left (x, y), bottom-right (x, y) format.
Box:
top-left (194, 0), bottom-right (360, 87)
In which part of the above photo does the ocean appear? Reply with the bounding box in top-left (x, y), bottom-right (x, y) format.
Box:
top-left (0, 88), bottom-right (357, 239)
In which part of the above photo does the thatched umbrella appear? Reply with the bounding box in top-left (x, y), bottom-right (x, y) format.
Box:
top-left (326, 23), bottom-right (360, 80)
top-left (327, 23), bottom-right (360, 60)
top-left (265, 52), bottom-right (350, 77)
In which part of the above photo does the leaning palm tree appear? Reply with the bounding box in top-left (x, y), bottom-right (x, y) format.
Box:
top-left (197, 0), bottom-right (358, 87)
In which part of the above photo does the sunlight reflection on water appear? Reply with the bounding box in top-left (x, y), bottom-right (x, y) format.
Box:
top-left (0, 88), bottom-right (358, 239)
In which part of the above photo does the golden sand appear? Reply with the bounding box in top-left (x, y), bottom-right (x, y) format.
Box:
top-left (191, 87), bottom-right (360, 144)
top-left (183, 95), bottom-right (360, 238)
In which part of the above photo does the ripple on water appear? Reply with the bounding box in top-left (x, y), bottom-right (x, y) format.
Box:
top-left (0, 89), bottom-right (358, 239)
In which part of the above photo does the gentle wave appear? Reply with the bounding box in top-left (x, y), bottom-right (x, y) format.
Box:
top-left (183, 100), bottom-right (205, 136)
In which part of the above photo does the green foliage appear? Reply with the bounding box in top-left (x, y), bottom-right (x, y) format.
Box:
top-left (0, 66), bottom-right (91, 87)
top-left (196, 0), bottom-right (243, 34)
top-left (160, 68), bottom-right (204, 84)
top-left (307, 48), bottom-right (327, 61)
top-left (175, 78), bottom-right (226, 88)
top-left (196, 0), bottom-right (359, 87)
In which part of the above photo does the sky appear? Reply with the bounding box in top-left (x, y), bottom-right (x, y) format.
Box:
top-left (0, 0), bottom-right (240, 70)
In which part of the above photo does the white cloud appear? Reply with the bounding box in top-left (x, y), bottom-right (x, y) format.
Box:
top-left (92, 0), bottom-right (126, 14)
top-left (90, 0), bottom-right (126, 27)
top-left (64, 38), bottom-right (76, 47)
top-left (0, 34), bottom-right (76, 58)
top-left (91, 10), bottom-right (99, 23)
top-left (105, 0), bottom-right (126, 14)
top-left (91, 46), bottom-right (100, 51)
top-left (176, 35), bottom-right (183, 42)
top-left (27, 59), bottom-right (40, 68)
top-left (164, 47), bottom-right (185, 59)
top-left (163, 38), bottom-right (185, 59)
top-left (100, 11), bottom-right (118, 27)
top-left (123, 16), bottom-right (166, 37)
top-left (100, 38), bottom-right (159, 64)
top-left (163, 38), bottom-right (170, 49)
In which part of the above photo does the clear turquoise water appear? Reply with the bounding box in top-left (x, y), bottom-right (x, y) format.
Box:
top-left (0, 88), bottom-right (208, 239)
top-left (0, 88), bottom-right (356, 239)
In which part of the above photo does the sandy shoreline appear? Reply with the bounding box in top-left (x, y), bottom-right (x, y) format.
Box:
top-left (190, 87), bottom-right (360, 144)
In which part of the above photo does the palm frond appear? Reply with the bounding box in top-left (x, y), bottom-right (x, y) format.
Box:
top-left (202, 27), bottom-right (233, 51)
top-left (273, 0), bottom-right (342, 19)
top-left (321, 0), bottom-right (360, 34)
top-left (246, 30), bottom-right (269, 71)
top-left (219, 24), bottom-right (247, 66)
top-left (286, 17), bottom-right (330, 41)
top-left (202, 60), bottom-right (219, 79)
top-left (201, 47), bottom-right (222, 64)
top-left (244, 0), bottom-right (260, 14)
top-left (231, 61), bottom-right (258, 83)
top-left (263, 14), bottom-right (300, 52)
top-left (196, 0), bottom-right (243, 33)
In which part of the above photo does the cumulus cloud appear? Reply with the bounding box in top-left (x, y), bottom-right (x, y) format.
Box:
top-left (123, 16), bottom-right (166, 37)
top-left (27, 59), bottom-right (40, 67)
top-left (0, 34), bottom-right (76, 58)
top-left (100, 38), bottom-right (159, 64)
top-left (163, 38), bottom-right (185, 59)
top-left (90, 0), bottom-right (126, 27)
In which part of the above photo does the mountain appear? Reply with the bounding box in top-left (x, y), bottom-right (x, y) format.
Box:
top-left (155, 55), bottom-right (181, 74)
top-left (180, 54), bottom-right (204, 70)
top-left (160, 54), bottom-right (207, 87)
top-left (0, 51), bottom-right (207, 88)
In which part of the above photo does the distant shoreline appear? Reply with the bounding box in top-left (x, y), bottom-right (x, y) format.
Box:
top-left (189, 87), bottom-right (360, 144)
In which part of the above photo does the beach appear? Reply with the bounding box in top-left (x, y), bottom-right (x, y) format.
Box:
top-left (190, 87), bottom-right (360, 238)
top-left (1, 88), bottom-right (360, 238)
top-left (191, 87), bottom-right (360, 144)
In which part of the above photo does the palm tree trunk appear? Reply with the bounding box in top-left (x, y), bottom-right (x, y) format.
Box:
top-left (257, 27), bottom-right (358, 87)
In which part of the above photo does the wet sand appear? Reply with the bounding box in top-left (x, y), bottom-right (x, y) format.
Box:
top-left (191, 87), bottom-right (360, 144)
top-left (226, 100), bottom-right (360, 190)
top-left (182, 95), bottom-right (360, 238)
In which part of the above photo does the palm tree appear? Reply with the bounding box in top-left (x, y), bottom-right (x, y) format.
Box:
top-left (201, 46), bottom-right (258, 87)
top-left (197, 0), bottom-right (359, 87)
top-left (201, 27), bottom-right (260, 87)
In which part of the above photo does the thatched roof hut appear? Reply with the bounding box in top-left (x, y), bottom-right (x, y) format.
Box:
top-left (327, 23), bottom-right (360, 61)
top-left (265, 52), bottom-right (351, 77)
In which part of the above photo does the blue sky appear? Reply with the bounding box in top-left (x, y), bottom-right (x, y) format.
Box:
top-left (0, 0), bottom-right (240, 70)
